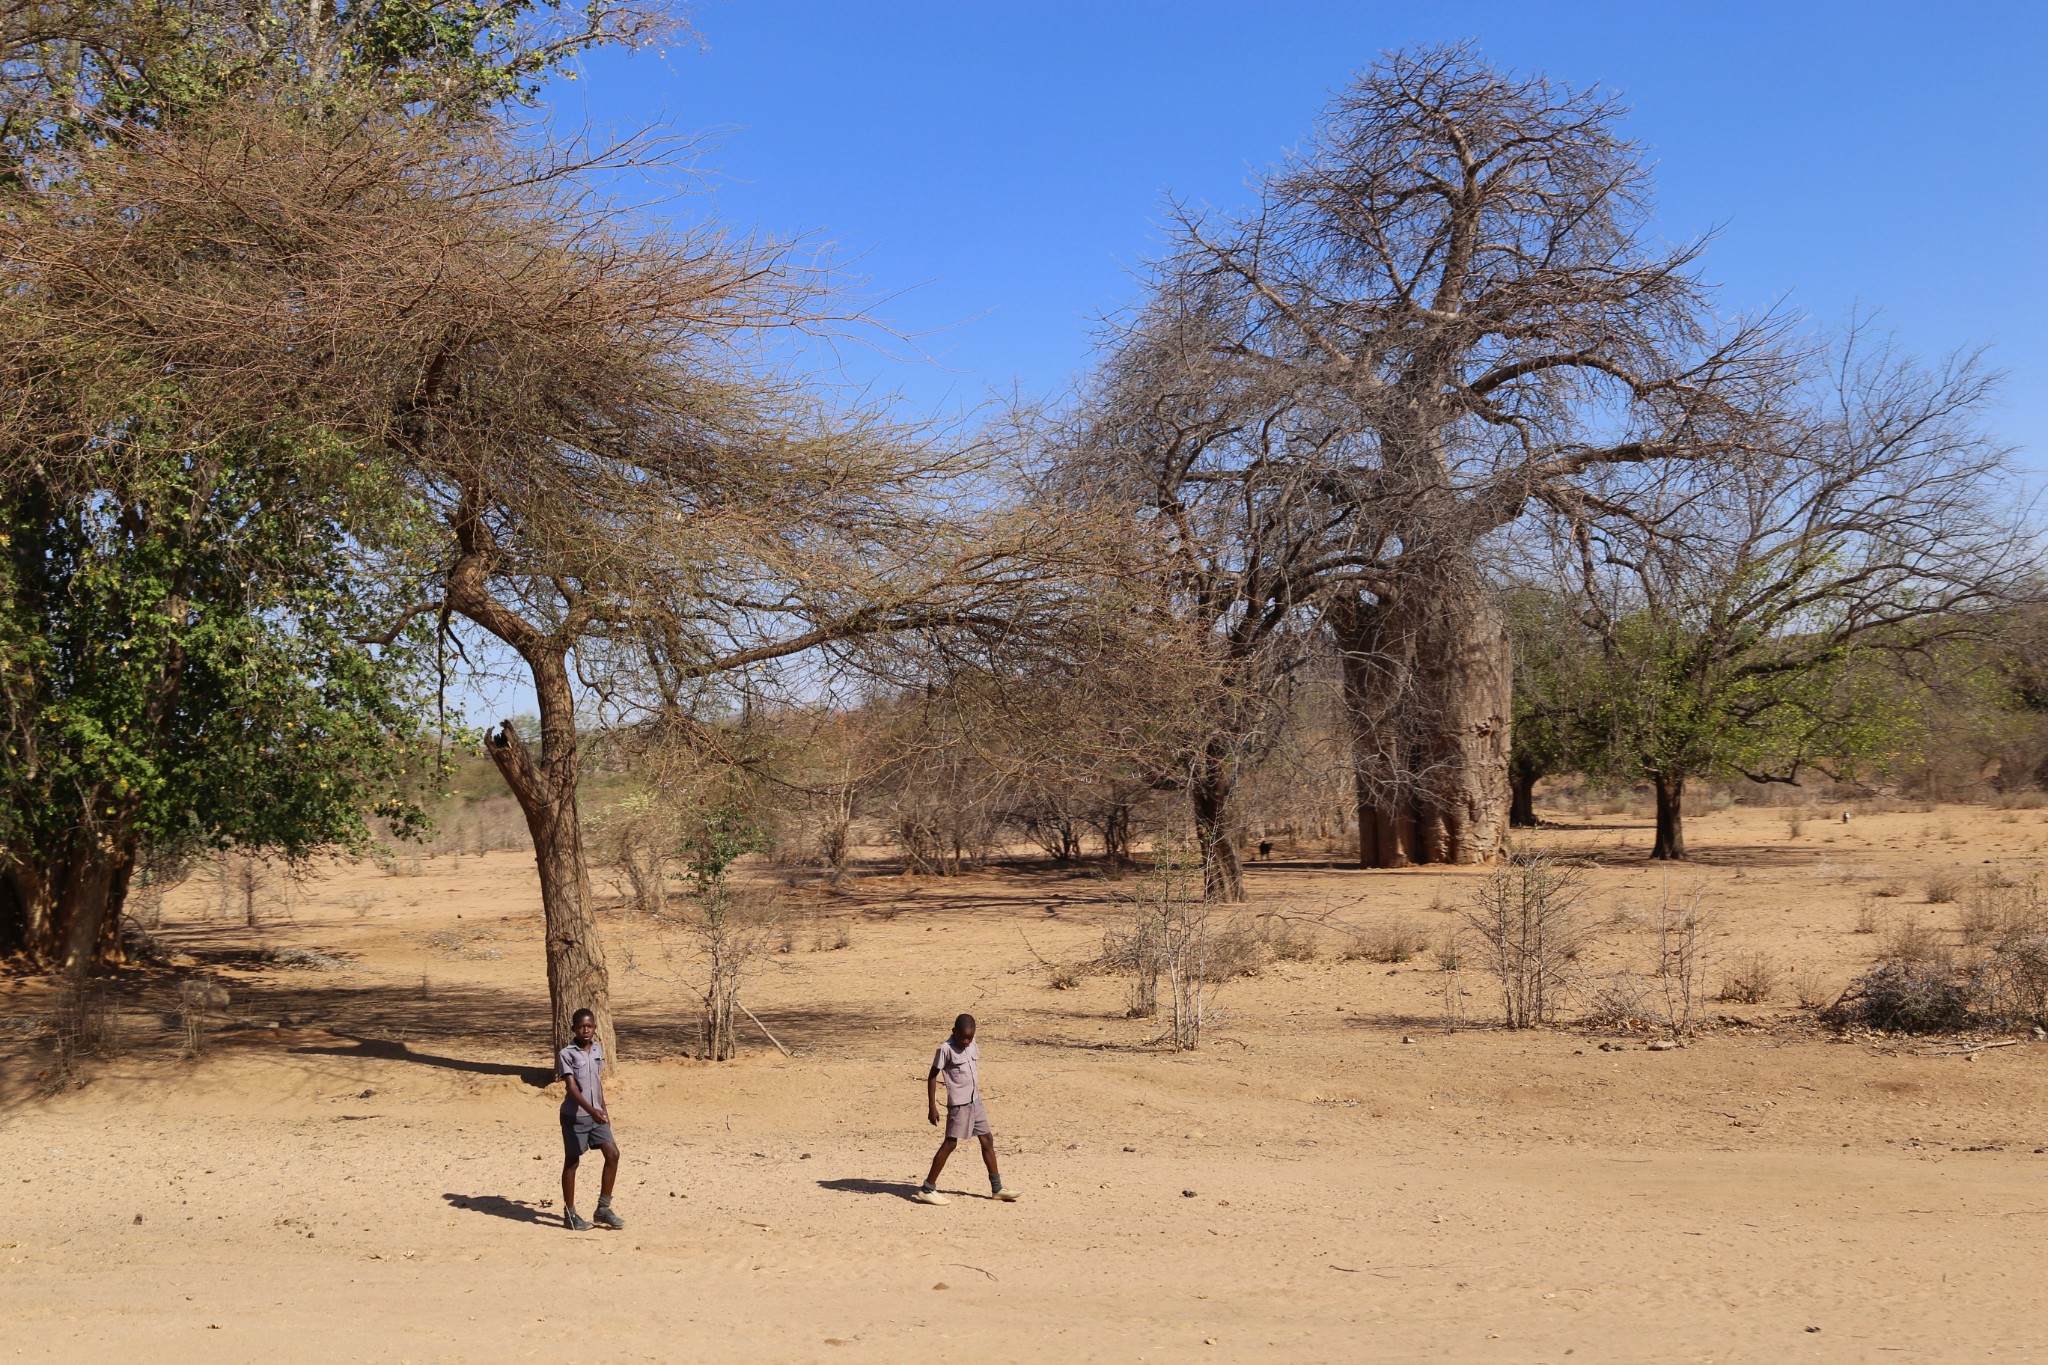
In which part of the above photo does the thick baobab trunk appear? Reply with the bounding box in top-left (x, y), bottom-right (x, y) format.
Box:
top-left (1651, 773), bottom-right (1687, 861)
top-left (482, 651), bottom-right (616, 1062)
top-left (2, 828), bottom-right (137, 974)
top-left (1333, 565), bottom-right (1512, 868)
top-left (1189, 745), bottom-right (1246, 902)
top-left (1509, 756), bottom-right (1541, 828)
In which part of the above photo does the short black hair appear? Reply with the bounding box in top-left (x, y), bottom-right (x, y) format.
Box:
top-left (571, 1007), bottom-right (596, 1027)
top-left (953, 1013), bottom-right (976, 1034)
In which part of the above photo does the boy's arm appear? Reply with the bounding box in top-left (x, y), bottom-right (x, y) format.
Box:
top-left (926, 1067), bottom-right (941, 1125)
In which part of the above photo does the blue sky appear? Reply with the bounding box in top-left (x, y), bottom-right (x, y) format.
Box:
top-left (543, 1), bottom-right (2048, 456)
top-left (460, 4), bottom-right (2047, 721)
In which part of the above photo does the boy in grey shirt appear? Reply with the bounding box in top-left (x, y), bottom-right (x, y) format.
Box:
top-left (917, 1013), bottom-right (1018, 1205)
top-left (557, 1007), bottom-right (623, 1231)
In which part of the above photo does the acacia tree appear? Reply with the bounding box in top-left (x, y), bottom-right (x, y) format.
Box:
top-left (0, 0), bottom-right (634, 970)
top-left (1137, 46), bottom-right (1785, 867)
top-left (1502, 585), bottom-right (1602, 826)
top-left (1567, 335), bottom-right (2036, 858)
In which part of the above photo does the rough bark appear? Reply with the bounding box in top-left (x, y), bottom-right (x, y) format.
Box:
top-left (446, 494), bottom-right (615, 1063)
top-left (2, 827), bottom-right (137, 974)
top-left (1509, 756), bottom-right (1541, 829)
top-left (1189, 745), bottom-right (1246, 902)
top-left (483, 685), bottom-right (615, 1062)
top-left (1652, 773), bottom-right (1687, 861)
top-left (1333, 569), bottom-right (1511, 867)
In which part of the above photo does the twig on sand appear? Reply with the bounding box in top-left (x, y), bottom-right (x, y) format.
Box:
top-left (739, 1003), bottom-right (792, 1057)
top-left (1915, 1039), bottom-right (2017, 1057)
top-left (948, 1263), bottom-right (998, 1281)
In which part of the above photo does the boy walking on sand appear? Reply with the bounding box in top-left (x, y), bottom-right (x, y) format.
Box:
top-left (917, 1013), bottom-right (1018, 1205)
top-left (558, 1007), bottom-right (624, 1231)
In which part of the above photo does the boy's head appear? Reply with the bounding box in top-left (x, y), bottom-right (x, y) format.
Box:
top-left (572, 1008), bottom-right (597, 1045)
top-left (951, 1013), bottom-right (975, 1045)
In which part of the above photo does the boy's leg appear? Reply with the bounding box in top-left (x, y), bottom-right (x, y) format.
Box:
top-left (977, 1133), bottom-right (1000, 1182)
top-left (924, 1137), bottom-right (957, 1186)
top-left (592, 1140), bottom-right (625, 1229)
top-left (979, 1133), bottom-right (1016, 1199)
top-left (561, 1157), bottom-right (577, 1210)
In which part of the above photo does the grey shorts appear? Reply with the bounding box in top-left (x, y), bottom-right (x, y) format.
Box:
top-left (945, 1100), bottom-right (992, 1140)
top-left (561, 1118), bottom-right (616, 1162)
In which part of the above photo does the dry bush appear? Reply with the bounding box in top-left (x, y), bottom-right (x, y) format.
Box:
top-left (1716, 951), bottom-right (1776, 1005)
top-left (1853, 902), bottom-right (1882, 935)
top-left (1204, 920), bottom-right (1266, 983)
top-left (1462, 857), bottom-right (1593, 1029)
top-left (1653, 884), bottom-right (1714, 1036)
top-left (1883, 916), bottom-right (1948, 966)
top-left (1869, 881), bottom-right (1904, 899)
top-left (1346, 915), bottom-right (1430, 964)
top-left (1960, 873), bottom-right (2041, 947)
top-left (176, 978), bottom-right (229, 1057)
top-left (48, 979), bottom-right (118, 1086)
top-left (1432, 931), bottom-right (1464, 973)
top-left (1924, 869), bottom-right (1965, 904)
top-left (1976, 933), bottom-right (2048, 1027)
top-left (1047, 964), bottom-right (1081, 991)
top-left (1791, 967), bottom-right (1836, 1011)
top-left (1784, 812), bottom-right (1805, 839)
top-left (1259, 917), bottom-right (1320, 963)
top-left (1582, 972), bottom-right (1657, 1030)
top-left (1830, 961), bottom-right (1974, 1033)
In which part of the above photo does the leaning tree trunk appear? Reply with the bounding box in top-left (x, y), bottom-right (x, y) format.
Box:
top-left (1651, 773), bottom-right (1687, 860)
top-left (1188, 744), bottom-right (1246, 902)
top-left (480, 651), bottom-right (616, 1063)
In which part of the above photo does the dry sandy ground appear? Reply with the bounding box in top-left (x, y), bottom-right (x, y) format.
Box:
top-left (5, 802), bottom-right (2048, 1363)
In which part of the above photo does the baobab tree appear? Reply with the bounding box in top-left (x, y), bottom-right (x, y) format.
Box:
top-left (1136, 45), bottom-right (1788, 866)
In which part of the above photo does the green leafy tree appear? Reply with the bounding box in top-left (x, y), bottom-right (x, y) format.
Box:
top-left (1, 0), bottom-right (666, 970)
top-left (1564, 333), bottom-right (2033, 858)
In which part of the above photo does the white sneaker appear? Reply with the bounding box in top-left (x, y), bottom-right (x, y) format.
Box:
top-left (914, 1188), bottom-right (949, 1205)
top-left (991, 1188), bottom-right (1019, 1202)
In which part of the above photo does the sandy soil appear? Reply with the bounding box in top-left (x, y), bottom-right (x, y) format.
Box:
top-left (5, 801), bottom-right (2048, 1363)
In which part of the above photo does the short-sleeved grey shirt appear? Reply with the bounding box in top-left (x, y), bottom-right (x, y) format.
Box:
top-left (932, 1037), bottom-right (979, 1106)
top-left (558, 1039), bottom-right (605, 1122)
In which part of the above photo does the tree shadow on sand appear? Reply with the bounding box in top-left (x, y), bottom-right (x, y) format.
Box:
top-left (817, 1177), bottom-right (925, 1202)
top-left (292, 1035), bottom-right (555, 1085)
top-left (443, 1193), bottom-right (552, 1224)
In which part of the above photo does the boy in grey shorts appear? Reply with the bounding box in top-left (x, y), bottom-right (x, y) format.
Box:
top-left (917, 1013), bottom-right (1018, 1205)
top-left (557, 1007), bottom-right (624, 1231)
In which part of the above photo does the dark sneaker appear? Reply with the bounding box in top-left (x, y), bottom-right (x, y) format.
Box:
top-left (563, 1209), bottom-right (593, 1231)
top-left (593, 1203), bottom-right (624, 1230)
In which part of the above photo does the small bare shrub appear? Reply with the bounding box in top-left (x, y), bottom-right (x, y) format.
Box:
top-left (1853, 902), bottom-right (1882, 935)
top-left (1784, 813), bottom-right (1805, 839)
top-left (1347, 915), bottom-right (1429, 964)
top-left (1924, 870), bottom-right (1965, 904)
top-left (1869, 881), bottom-right (1903, 899)
top-left (830, 921), bottom-right (853, 951)
top-left (1791, 968), bottom-right (1835, 1011)
top-left (1204, 920), bottom-right (1265, 983)
top-left (1048, 965), bottom-right (1081, 991)
top-left (1882, 916), bottom-right (1947, 966)
top-left (1653, 883), bottom-right (1713, 1036)
top-left (176, 978), bottom-right (229, 1057)
top-left (1716, 951), bottom-right (1776, 1005)
top-left (1260, 917), bottom-right (1319, 962)
top-left (1977, 932), bottom-right (2048, 1027)
top-left (1432, 931), bottom-right (1463, 973)
top-left (1462, 857), bottom-right (1593, 1029)
top-left (1583, 971), bottom-right (1656, 1030)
